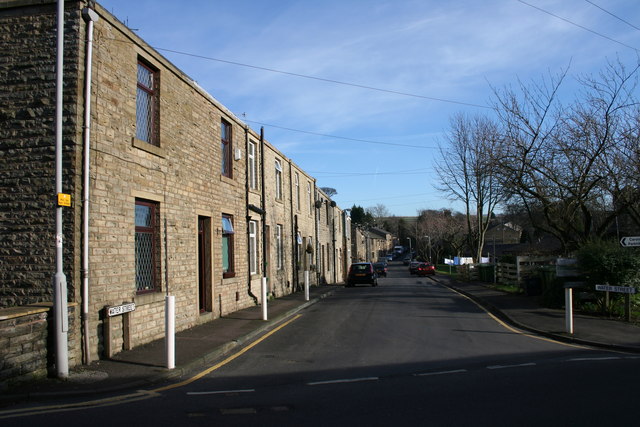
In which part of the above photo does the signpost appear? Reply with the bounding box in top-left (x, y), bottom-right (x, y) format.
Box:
top-left (104, 302), bottom-right (136, 358)
top-left (595, 284), bottom-right (636, 322)
top-left (620, 236), bottom-right (640, 247)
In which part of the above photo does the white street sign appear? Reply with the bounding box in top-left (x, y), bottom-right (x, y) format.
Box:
top-left (620, 236), bottom-right (640, 247)
top-left (107, 302), bottom-right (136, 317)
top-left (595, 284), bottom-right (637, 294)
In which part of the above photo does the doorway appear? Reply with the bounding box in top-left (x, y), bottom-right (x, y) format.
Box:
top-left (198, 216), bottom-right (212, 313)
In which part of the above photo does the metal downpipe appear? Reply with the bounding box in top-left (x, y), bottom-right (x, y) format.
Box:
top-left (81, 6), bottom-right (99, 365)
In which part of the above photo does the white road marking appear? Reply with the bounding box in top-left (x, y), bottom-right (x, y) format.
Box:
top-left (487, 362), bottom-right (536, 370)
top-left (414, 369), bottom-right (467, 377)
top-left (307, 377), bottom-right (379, 386)
top-left (187, 389), bottom-right (255, 395)
top-left (567, 357), bottom-right (620, 362)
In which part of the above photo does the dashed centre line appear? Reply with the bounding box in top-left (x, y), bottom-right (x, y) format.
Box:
top-left (307, 376), bottom-right (379, 386)
top-left (414, 369), bottom-right (467, 377)
top-left (487, 362), bottom-right (537, 370)
top-left (185, 356), bottom-right (640, 397)
top-left (187, 389), bottom-right (255, 396)
top-left (567, 356), bottom-right (621, 362)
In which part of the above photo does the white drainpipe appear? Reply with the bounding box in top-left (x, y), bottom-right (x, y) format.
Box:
top-left (81, 6), bottom-right (99, 365)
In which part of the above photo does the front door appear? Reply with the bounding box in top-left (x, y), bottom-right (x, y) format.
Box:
top-left (198, 216), bottom-right (212, 313)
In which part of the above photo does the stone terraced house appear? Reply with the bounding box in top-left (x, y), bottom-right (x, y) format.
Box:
top-left (0, 0), bottom-right (354, 385)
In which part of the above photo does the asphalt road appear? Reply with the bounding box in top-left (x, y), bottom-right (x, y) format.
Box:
top-left (3, 263), bottom-right (639, 425)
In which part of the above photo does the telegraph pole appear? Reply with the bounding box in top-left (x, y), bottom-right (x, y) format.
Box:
top-left (53, 0), bottom-right (69, 379)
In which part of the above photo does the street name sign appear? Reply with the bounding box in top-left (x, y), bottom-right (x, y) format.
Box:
top-left (595, 284), bottom-right (637, 294)
top-left (107, 302), bottom-right (136, 317)
top-left (620, 236), bottom-right (640, 247)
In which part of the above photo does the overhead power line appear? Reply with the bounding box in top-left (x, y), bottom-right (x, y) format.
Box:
top-left (585, 0), bottom-right (640, 32)
top-left (335, 192), bottom-right (436, 203)
top-left (312, 171), bottom-right (431, 178)
top-left (517, 0), bottom-right (640, 53)
top-left (244, 119), bottom-right (437, 149)
top-left (154, 47), bottom-right (491, 109)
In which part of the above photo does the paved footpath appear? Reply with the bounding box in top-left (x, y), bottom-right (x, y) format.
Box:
top-left (434, 275), bottom-right (640, 352)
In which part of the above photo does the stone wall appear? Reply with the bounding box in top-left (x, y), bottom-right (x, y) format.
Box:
top-left (0, 304), bottom-right (79, 388)
top-left (290, 163), bottom-right (318, 289)
top-left (0, 0), bottom-right (83, 308)
top-left (0, 0), bottom-right (362, 384)
top-left (85, 1), bottom-right (253, 357)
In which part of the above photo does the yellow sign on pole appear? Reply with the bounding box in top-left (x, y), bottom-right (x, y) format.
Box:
top-left (58, 193), bottom-right (71, 207)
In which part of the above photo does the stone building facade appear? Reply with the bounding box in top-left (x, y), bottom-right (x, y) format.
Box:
top-left (0, 0), bottom-right (354, 384)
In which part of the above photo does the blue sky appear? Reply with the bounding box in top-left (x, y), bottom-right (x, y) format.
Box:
top-left (99, 0), bottom-right (640, 216)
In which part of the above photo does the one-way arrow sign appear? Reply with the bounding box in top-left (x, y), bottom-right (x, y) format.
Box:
top-left (620, 236), bottom-right (640, 247)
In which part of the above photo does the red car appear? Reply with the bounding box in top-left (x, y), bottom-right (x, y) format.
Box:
top-left (416, 262), bottom-right (436, 276)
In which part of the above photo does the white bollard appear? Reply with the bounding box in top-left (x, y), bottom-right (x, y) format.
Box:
top-left (262, 277), bottom-right (268, 321)
top-left (165, 295), bottom-right (175, 369)
top-left (304, 271), bottom-right (310, 301)
top-left (565, 288), bottom-right (573, 334)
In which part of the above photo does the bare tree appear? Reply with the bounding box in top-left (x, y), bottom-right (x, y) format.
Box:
top-left (416, 209), bottom-right (467, 263)
top-left (367, 204), bottom-right (391, 224)
top-left (436, 113), bottom-right (503, 262)
top-left (320, 187), bottom-right (337, 197)
top-left (493, 60), bottom-right (640, 252)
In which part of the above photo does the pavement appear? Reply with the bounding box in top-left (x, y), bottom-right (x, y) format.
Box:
top-left (2, 273), bottom-right (640, 406)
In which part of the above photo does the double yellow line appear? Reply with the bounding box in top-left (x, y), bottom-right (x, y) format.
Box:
top-left (442, 283), bottom-right (587, 349)
top-left (150, 314), bottom-right (302, 392)
top-left (0, 314), bottom-right (302, 419)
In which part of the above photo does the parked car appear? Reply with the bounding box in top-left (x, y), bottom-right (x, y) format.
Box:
top-left (416, 262), bottom-right (436, 276)
top-left (346, 262), bottom-right (378, 287)
top-left (373, 262), bottom-right (388, 277)
top-left (386, 254), bottom-right (394, 262)
top-left (409, 260), bottom-right (421, 274)
top-left (403, 256), bottom-right (412, 265)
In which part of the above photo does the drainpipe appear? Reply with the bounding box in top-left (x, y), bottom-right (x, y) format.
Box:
top-left (314, 187), bottom-right (320, 286)
top-left (260, 127), bottom-right (267, 290)
top-left (331, 201), bottom-right (337, 284)
top-left (80, 6), bottom-right (99, 366)
top-left (293, 214), bottom-right (299, 291)
top-left (244, 126), bottom-right (258, 305)
top-left (289, 162), bottom-right (298, 292)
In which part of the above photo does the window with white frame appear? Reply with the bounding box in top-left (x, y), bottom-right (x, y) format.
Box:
top-left (276, 224), bottom-right (283, 270)
top-left (275, 159), bottom-right (283, 200)
top-left (222, 214), bottom-right (235, 278)
top-left (249, 220), bottom-right (257, 275)
top-left (307, 236), bottom-right (313, 268)
top-left (307, 182), bottom-right (312, 214)
top-left (295, 172), bottom-right (300, 210)
top-left (248, 140), bottom-right (257, 190)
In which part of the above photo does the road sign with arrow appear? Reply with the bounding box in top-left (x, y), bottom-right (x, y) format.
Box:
top-left (620, 236), bottom-right (640, 247)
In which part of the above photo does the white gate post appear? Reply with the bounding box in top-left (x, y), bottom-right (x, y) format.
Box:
top-left (165, 295), bottom-right (175, 369)
top-left (262, 277), bottom-right (268, 320)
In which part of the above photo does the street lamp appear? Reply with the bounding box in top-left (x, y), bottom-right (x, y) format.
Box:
top-left (407, 237), bottom-right (411, 258)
